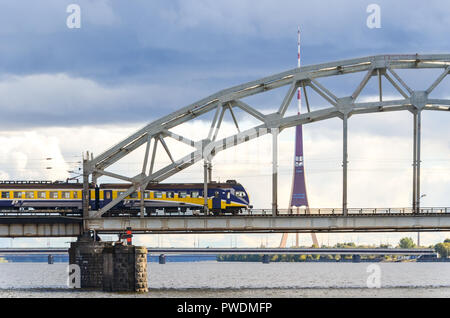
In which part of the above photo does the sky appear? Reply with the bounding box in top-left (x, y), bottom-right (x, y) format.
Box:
top-left (0, 0), bottom-right (449, 248)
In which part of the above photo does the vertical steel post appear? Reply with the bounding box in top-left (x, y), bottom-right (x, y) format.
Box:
top-left (378, 69), bottom-right (383, 102)
top-left (204, 161), bottom-right (209, 214)
top-left (413, 112), bottom-right (417, 213)
top-left (342, 114), bottom-right (348, 216)
top-left (207, 162), bottom-right (212, 183)
top-left (416, 111), bottom-right (422, 213)
top-left (272, 129), bottom-right (278, 216)
top-left (140, 187), bottom-right (145, 218)
top-left (82, 152), bottom-right (89, 233)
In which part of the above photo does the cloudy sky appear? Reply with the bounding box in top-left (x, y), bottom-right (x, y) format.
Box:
top-left (0, 0), bottom-right (449, 248)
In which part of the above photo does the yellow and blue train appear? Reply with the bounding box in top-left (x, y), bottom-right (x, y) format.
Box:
top-left (0, 180), bottom-right (250, 216)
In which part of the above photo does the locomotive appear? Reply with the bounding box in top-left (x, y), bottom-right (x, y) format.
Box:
top-left (0, 180), bottom-right (250, 216)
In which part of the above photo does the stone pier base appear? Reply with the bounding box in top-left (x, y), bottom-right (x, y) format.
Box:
top-left (103, 245), bottom-right (148, 293)
top-left (69, 236), bottom-right (148, 292)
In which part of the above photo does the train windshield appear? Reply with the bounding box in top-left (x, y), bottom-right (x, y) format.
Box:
top-left (236, 191), bottom-right (246, 198)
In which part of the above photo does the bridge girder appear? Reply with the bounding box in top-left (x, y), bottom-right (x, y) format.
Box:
top-left (83, 54), bottom-right (450, 220)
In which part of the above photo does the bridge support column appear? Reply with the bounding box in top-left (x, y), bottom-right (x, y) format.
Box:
top-left (82, 153), bottom-right (90, 232)
top-left (140, 187), bottom-right (145, 218)
top-left (272, 129), bottom-right (279, 216)
top-left (69, 234), bottom-right (148, 292)
top-left (203, 161), bottom-right (209, 214)
top-left (413, 111), bottom-right (422, 213)
top-left (342, 114), bottom-right (348, 216)
top-left (207, 162), bottom-right (212, 183)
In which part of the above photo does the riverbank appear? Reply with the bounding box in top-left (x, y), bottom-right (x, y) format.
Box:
top-left (216, 254), bottom-right (436, 263)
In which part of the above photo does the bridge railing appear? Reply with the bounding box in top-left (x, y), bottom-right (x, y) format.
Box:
top-left (0, 207), bottom-right (449, 217)
top-left (248, 207), bottom-right (450, 216)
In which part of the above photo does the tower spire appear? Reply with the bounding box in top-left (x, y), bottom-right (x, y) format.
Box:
top-left (289, 27), bottom-right (308, 208)
top-left (279, 27), bottom-right (319, 248)
top-left (297, 26), bottom-right (301, 114)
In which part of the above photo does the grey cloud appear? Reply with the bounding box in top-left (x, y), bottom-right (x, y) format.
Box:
top-left (0, 73), bottom-right (209, 128)
top-left (0, 0), bottom-right (448, 129)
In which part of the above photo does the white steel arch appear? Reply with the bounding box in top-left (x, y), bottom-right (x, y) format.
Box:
top-left (82, 54), bottom-right (450, 219)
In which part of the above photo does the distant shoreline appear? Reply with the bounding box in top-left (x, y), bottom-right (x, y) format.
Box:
top-left (217, 254), bottom-right (450, 263)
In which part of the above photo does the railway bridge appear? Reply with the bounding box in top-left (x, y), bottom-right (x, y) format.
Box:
top-left (0, 54), bottom-right (449, 237)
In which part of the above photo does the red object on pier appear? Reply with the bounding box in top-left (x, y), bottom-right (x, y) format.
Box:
top-left (126, 228), bottom-right (132, 245)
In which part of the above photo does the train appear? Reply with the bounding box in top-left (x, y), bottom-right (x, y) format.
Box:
top-left (0, 180), bottom-right (250, 216)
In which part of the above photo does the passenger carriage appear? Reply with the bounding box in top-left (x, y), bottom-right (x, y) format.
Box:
top-left (0, 180), bottom-right (250, 216)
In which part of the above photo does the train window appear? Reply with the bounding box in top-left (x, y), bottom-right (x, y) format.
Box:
top-left (166, 192), bottom-right (174, 198)
top-left (25, 192), bottom-right (34, 199)
top-left (154, 191), bottom-right (162, 199)
top-left (50, 191), bottom-right (58, 199)
top-left (62, 191), bottom-right (70, 199)
top-left (105, 191), bottom-right (111, 200)
top-left (13, 191), bottom-right (23, 199)
top-left (38, 191), bottom-right (46, 199)
top-left (130, 192), bottom-right (138, 199)
top-left (214, 191), bottom-right (220, 198)
top-left (1, 192), bottom-right (10, 199)
top-left (179, 191), bottom-right (187, 198)
top-left (191, 191), bottom-right (199, 198)
top-left (227, 192), bottom-right (231, 200)
top-left (73, 191), bottom-right (78, 199)
top-left (144, 191), bottom-right (150, 199)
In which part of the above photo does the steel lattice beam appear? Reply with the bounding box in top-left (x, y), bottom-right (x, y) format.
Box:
top-left (83, 54), bottom-right (450, 220)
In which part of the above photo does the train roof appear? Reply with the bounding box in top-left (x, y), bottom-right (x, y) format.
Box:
top-left (0, 180), bottom-right (244, 190)
top-left (0, 181), bottom-right (84, 189)
top-left (100, 181), bottom-right (242, 190)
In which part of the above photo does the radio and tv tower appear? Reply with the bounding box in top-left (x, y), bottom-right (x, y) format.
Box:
top-left (279, 28), bottom-right (319, 248)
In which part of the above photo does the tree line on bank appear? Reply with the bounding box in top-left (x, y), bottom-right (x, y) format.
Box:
top-left (216, 238), bottom-right (450, 262)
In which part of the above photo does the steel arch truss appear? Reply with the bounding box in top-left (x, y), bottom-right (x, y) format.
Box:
top-left (83, 54), bottom-right (450, 219)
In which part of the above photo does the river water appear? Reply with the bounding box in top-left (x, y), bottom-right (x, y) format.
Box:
top-left (0, 262), bottom-right (449, 297)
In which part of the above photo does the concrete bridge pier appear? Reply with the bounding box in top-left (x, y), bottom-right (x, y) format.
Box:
top-left (68, 233), bottom-right (148, 292)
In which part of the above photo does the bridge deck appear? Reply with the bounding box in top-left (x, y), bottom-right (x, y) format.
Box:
top-left (1, 212), bottom-right (449, 237)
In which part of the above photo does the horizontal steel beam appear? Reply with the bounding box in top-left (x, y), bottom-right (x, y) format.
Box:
top-left (0, 248), bottom-right (68, 254)
top-left (85, 215), bottom-right (450, 234)
top-left (1, 213), bottom-right (449, 237)
top-left (146, 247), bottom-right (435, 255)
top-left (0, 222), bottom-right (81, 237)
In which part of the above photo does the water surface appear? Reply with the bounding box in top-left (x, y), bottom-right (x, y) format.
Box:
top-left (0, 262), bottom-right (449, 297)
